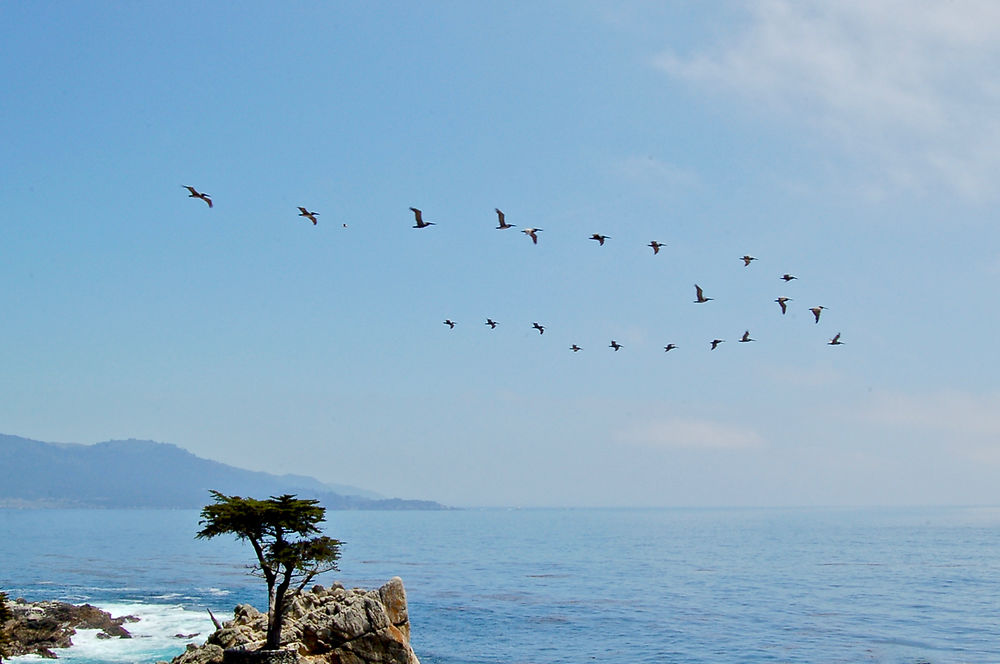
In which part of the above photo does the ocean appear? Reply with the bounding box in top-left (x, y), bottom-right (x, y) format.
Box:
top-left (1, 507), bottom-right (998, 663)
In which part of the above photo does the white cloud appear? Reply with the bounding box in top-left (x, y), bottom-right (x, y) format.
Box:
top-left (655, 0), bottom-right (1000, 199)
top-left (615, 417), bottom-right (765, 450)
top-left (866, 390), bottom-right (1000, 438)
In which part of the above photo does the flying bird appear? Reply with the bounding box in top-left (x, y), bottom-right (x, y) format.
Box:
top-left (410, 207), bottom-right (435, 228)
top-left (183, 186), bottom-right (212, 208)
top-left (532, 322), bottom-right (545, 334)
top-left (828, 333), bottom-right (844, 345)
top-left (741, 255), bottom-right (757, 267)
top-left (694, 284), bottom-right (713, 303)
top-left (663, 344), bottom-right (677, 352)
top-left (522, 228), bottom-right (542, 244)
top-left (570, 344), bottom-right (582, 352)
top-left (297, 207), bottom-right (319, 225)
top-left (648, 241), bottom-right (665, 255)
top-left (485, 318), bottom-right (498, 329)
top-left (710, 339), bottom-right (725, 350)
top-left (495, 208), bottom-right (515, 229)
top-left (810, 306), bottom-right (827, 323)
top-left (610, 340), bottom-right (623, 351)
top-left (443, 319), bottom-right (455, 329)
top-left (590, 234), bottom-right (610, 246)
top-left (775, 297), bottom-right (791, 315)
top-left (781, 274), bottom-right (797, 282)
top-left (739, 330), bottom-right (754, 343)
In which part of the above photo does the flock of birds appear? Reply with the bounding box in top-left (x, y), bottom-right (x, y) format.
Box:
top-left (184, 185), bottom-right (845, 353)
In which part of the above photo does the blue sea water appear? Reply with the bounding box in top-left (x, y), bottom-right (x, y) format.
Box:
top-left (1, 507), bottom-right (999, 664)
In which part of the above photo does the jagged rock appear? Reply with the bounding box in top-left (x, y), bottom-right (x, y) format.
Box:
top-left (0, 599), bottom-right (135, 659)
top-left (173, 578), bottom-right (419, 664)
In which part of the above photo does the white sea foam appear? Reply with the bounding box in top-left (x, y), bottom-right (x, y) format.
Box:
top-left (6, 602), bottom-right (231, 664)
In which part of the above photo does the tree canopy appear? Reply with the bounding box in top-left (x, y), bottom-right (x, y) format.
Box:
top-left (197, 491), bottom-right (342, 650)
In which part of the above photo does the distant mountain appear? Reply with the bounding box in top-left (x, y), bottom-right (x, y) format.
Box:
top-left (0, 434), bottom-right (447, 510)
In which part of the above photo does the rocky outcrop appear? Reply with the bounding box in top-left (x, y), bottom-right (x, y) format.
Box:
top-left (168, 578), bottom-right (419, 664)
top-left (0, 598), bottom-right (137, 659)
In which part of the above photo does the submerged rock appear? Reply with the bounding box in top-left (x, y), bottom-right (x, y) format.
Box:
top-left (171, 578), bottom-right (419, 664)
top-left (0, 598), bottom-right (136, 659)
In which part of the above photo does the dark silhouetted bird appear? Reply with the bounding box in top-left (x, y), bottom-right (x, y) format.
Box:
top-left (648, 241), bottom-right (665, 255)
top-left (522, 228), bottom-right (542, 244)
top-left (781, 274), bottom-right (797, 282)
top-left (710, 339), bottom-right (725, 350)
top-left (663, 344), bottom-right (677, 352)
top-left (810, 306), bottom-right (827, 323)
top-left (694, 284), bottom-right (713, 303)
top-left (495, 208), bottom-right (515, 229)
top-left (775, 297), bottom-right (791, 314)
top-left (610, 340), bottom-right (622, 351)
top-left (532, 322), bottom-right (545, 334)
top-left (570, 344), bottom-right (582, 352)
top-left (410, 207), bottom-right (435, 228)
top-left (739, 330), bottom-right (754, 343)
top-left (486, 318), bottom-right (498, 329)
top-left (590, 234), bottom-right (610, 246)
top-left (443, 319), bottom-right (455, 329)
top-left (297, 207), bottom-right (319, 225)
top-left (828, 333), bottom-right (843, 345)
top-left (741, 255), bottom-right (756, 267)
top-left (184, 186), bottom-right (212, 208)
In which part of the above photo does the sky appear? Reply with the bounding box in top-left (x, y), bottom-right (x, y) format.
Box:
top-left (2, 1), bottom-right (999, 508)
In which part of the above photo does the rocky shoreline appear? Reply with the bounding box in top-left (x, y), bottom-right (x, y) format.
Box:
top-left (0, 597), bottom-right (137, 659)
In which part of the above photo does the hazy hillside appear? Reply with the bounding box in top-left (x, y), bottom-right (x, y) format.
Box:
top-left (0, 434), bottom-right (446, 510)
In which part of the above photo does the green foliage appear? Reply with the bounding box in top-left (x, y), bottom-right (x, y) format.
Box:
top-left (197, 491), bottom-right (342, 650)
top-left (0, 591), bottom-right (11, 623)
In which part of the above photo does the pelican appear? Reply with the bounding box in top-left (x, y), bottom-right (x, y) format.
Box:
top-left (663, 343), bottom-right (677, 352)
top-left (485, 318), bottom-right (498, 329)
top-left (775, 297), bottom-right (791, 314)
top-left (590, 234), bottom-right (610, 246)
top-left (694, 284), bottom-right (713, 303)
top-left (532, 322), bottom-right (545, 334)
top-left (297, 207), bottom-right (319, 225)
top-left (183, 186), bottom-right (212, 208)
top-left (828, 333), bottom-right (843, 345)
top-left (410, 207), bottom-right (435, 228)
top-left (781, 274), bottom-right (797, 282)
top-left (739, 330), bottom-right (754, 343)
top-left (495, 208), bottom-right (515, 229)
top-left (610, 340), bottom-right (623, 351)
top-left (648, 241), bottom-right (665, 255)
top-left (741, 255), bottom-right (756, 267)
top-left (522, 228), bottom-right (542, 244)
top-left (443, 319), bottom-right (455, 329)
top-left (810, 306), bottom-right (826, 323)
top-left (570, 344), bottom-right (582, 352)
top-left (710, 339), bottom-right (725, 350)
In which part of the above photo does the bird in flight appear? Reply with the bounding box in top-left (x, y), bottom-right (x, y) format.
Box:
top-left (590, 234), bottom-right (610, 246)
top-left (775, 297), bottom-right (791, 315)
top-left (781, 274), bottom-right (797, 282)
top-left (694, 284), bottom-right (713, 303)
top-left (739, 330), bottom-right (754, 343)
top-left (485, 318), bottom-right (498, 329)
top-left (810, 306), bottom-right (827, 323)
top-left (610, 340), bottom-right (623, 351)
top-left (828, 333), bottom-right (843, 345)
top-left (741, 255), bottom-right (757, 267)
top-left (297, 207), bottom-right (319, 225)
top-left (184, 186), bottom-right (212, 208)
top-left (410, 207), bottom-right (435, 228)
top-left (570, 344), bottom-right (582, 352)
top-left (663, 343), bottom-right (677, 352)
top-left (443, 319), bottom-right (456, 329)
top-left (495, 209), bottom-right (515, 229)
top-left (710, 339), bottom-right (725, 350)
top-left (522, 228), bottom-right (542, 244)
top-left (648, 241), bottom-right (665, 255)
top-left (532, 322), bottom-right (545, 334)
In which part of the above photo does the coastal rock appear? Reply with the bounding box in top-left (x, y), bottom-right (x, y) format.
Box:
top-left (175, 578), bottom-right (419, 664)
top-left (0, 599), bottom-right (136, 659)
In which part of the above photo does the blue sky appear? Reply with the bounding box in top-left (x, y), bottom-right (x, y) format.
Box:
top-left (2, 1), bottom-right (999, 507)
